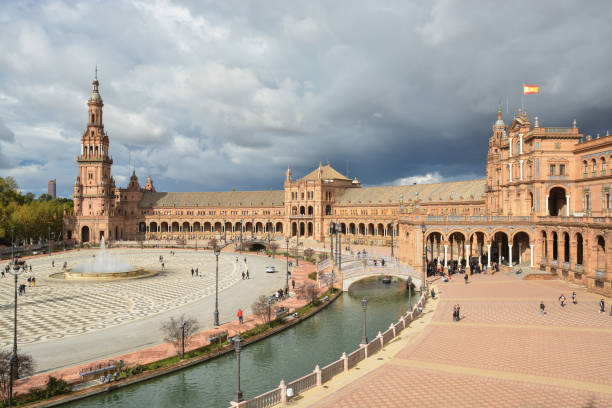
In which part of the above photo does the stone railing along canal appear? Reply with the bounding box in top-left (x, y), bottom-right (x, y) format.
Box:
top-left (233, 292), bottom-right (428, 407)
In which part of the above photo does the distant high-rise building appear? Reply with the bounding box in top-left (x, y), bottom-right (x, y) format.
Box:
top-left (48, 179), bottom-right (56, 199)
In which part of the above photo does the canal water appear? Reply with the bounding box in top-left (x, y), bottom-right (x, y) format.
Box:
top-left (64, 277), bottom-right (415, 408)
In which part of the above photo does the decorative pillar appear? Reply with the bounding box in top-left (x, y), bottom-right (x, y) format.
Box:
top-left (487, 244), bottom-right (491, 267)
top-left (498, 241), bottom-right (502, 265)
top-left (530, 244), bottom-right (534, 267)
top-left (444, 245), bottom-right (448, 267)
top-left (518, 242), bottom-right (522, 265)
top-left (545, 195), bottom-right (549, 215)
top-left (519, 134), bottom-right (523, 154)
top-left (520, 160), bottom-right (524, 181)
top-left (509, 162), bottom-right (513, 182)
top-left (508, 244), bottom-right (513, 266)
top-left (566, 195), bottom-right (570, 217)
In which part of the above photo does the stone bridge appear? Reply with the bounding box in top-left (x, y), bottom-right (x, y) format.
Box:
top-left (319, 257), bottom-right (421, 291)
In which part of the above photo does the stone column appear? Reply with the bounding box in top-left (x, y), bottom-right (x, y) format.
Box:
top-left (487, 244), bottom-right (491, 267)
top-left (498, 241), bottom-right (502, 264)
top-left (545, 195), bottom-right (549, 215)
top-left (508, 244), bottom-right (513, 266)
top-left (566, 195), bottom-right (570, 217)
top-left (518, 242), bottom-right (522, 264)
top-left (509, 137), bottom-right (513, 157)
top-left (444, 245), bottom-right (448, 267)
top-left (520, 160), bottom-right (524, 181)
top-left (530, 244), bottom-right (535, 267)
top-left (509, 162), bottom-right (513, 182)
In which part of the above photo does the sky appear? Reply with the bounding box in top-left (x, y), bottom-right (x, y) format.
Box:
top-left (1, 0), bottom-right (612, 197)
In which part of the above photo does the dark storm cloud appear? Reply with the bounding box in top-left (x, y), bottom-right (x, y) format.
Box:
top-left (1, 0), bottom-right (611, 196)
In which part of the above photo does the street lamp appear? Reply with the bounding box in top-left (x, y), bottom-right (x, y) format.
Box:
top-left (7, 260), bottom-right (24, 407)
top-left (267, 297), bottom-right (272, 328)
top-left (285, 237), bottom-right (290, 291)
top-left (390, 221), bottom-right (394, 259)
top-left (329, 223), bottom-right (334, 262)
top-left (295, 223), bottom-right (299, 267)
top-left (223, 219), bottom-right (226, 242)
top-left (214, 247), bottom-right (221, 326)
top-left (407, 276), bottom-right (412, 307)
top-left (48, 226), bottom-right (51, 257)
top-left (360, 297), bottom-right (368, 345)
top-left (267, 218), bottom-right (270, 245)
top-left (239, 219), bottom-right (243, 254)
top-left (421, 223), bottom-right (427, 291)
top-left (180, 321), bottom-right (186, 359)
top-left (232, 334), bottom-right (243, 403)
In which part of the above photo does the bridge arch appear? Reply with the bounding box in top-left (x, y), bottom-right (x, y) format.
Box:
top-left (343, 271), bottom-right (421, 291)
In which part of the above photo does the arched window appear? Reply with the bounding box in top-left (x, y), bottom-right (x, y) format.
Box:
top-left (591, 159), bottom-right (597, 174)
top-left (583, 160), bottom-right (588, 176)
top-left (92, 113), bottom-right (95, 123)
top-left (601, 157), bottom-right (606, 175)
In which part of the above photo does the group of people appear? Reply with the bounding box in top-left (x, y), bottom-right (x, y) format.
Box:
top-left (190, 268), bottom-right (200, 277)
top-left (452, 304), bottom-right (461, 321)
top-left (539, 293), bottom-right (611, 315)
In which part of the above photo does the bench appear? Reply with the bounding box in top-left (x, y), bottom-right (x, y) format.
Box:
top-left (274, 306), bottom-right (290, 319)
top-left (206, 331), bottom-right (228, 344)
top-left (79, 360), bottom-right (123, 383)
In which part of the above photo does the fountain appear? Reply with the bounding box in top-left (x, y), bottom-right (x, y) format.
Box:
top-left (52, 237), bottom-right (156, 281)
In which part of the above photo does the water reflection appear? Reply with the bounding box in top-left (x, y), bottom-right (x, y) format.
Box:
top-left (64, 277), bottom-right (414, 408)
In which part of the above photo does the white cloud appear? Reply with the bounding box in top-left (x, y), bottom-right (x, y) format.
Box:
top-left (393, 172), bottom-right (443, 185)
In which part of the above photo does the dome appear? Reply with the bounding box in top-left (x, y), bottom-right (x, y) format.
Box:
top-left (88, 80), bottom-right (103, 104)
top-left (495, 119), bottom-right (505, 128)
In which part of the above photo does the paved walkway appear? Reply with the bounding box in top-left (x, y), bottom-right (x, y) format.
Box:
top-left (293, 272), bottom-right (612, 407)
top-left (1, 249), bottom-right (288, 373)
top-left (14, 262), bottom-right (322, 395)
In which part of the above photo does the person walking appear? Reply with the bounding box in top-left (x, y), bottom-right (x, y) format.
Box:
top-left (456, 304), bottom-right (461, 321)
top-left (540, 301), bottom-right (546, 315)
top-left (291, 279), bottom-right (295, 290)
top-left (32, 277), bottom-right (35, 287)
top-left (246, 269), bottom-right (250, 279)
top-left (572, 292), bottom-right (577, 304)
top-left (558, 294), bottom-right (566, 307)
top-left (464, 273), bottom-right (468, 284)
top-left (191, 268), bottom-right (194, 277)
top-left (241, 271), bottom-right (245, 280)
top-left (52, 260), bottom-right (55, 268)
top-left (599, 299), bottom-right (605, 313)
top-left (237, 309), bottom-right (243, 324)
top-left (196, 268), bottom-right (199, 277)
top-left (452, 305), bottom-right (457, 321)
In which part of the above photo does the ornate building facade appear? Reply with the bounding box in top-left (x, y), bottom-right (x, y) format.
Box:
top-left (64, 79), bottom-right (612, 295)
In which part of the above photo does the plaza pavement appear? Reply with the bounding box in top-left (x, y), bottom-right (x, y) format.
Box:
top-left (13, 262), bottom-right (321, 395)
top-left (292, 272), bottom-right (612, 408)
top-left (0, 248), bottom-right (287, 374)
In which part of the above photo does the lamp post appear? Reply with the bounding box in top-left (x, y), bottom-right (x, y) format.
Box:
top-left (233, 334), bottom-right (243, 403)
top-left (360, 297), bottom-right (368, 345)
top-left (329, 223), bottom-right (334, 262)
top-left (286, 237), bottom-right (290, 291)
top-left (8, 260), bottom-right (24, 407)
top-left (267, 297), bottom-right (272, 328)
top-left (295, 223), bottom-right (299, 266)
top-left (390, 222), bottom-right (394, 259)
top-left (421, 223), bottom-right (427, 291)
top-left (239, 219), bottom-right (243, 254)
top-left (180, 321), bottom-right (186, 359)
top-left (267, 218), bottom-right (270, 245)
top-left (337, 222), bottom-right (342, 273)
top-left (214, 247), bottom-right (221, 326)
top-left (223, 219), bottom-right (226, 242)
top-left (407, 276), bottom-right (412, 307)
top-left (48, 225), bottom-right (51, 256)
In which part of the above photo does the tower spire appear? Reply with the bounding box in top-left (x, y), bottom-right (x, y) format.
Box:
top-left (95, 64), bottom-right (98, 81)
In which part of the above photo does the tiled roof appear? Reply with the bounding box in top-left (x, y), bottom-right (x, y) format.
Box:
top-left (300, 164), bottom-right (350, 181)
top-left (334, 179), bottom-right (486, 205)
top-left (139, 190), bottom-right (285, 208)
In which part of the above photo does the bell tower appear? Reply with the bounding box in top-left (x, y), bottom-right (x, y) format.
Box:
top-left (74, 73), bottom-right (113, 223)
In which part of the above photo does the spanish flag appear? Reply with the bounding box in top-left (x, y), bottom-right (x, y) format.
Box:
top-left (523, 84), bottom-right (539, 95)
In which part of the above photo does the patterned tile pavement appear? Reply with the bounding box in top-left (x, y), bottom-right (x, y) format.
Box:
top-left (301, 273), bottom-right (612, 407)
top-left (0, 249), bottom-right (242, 347)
